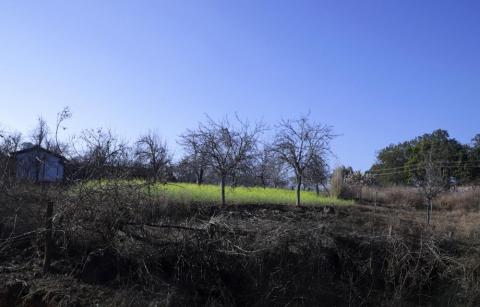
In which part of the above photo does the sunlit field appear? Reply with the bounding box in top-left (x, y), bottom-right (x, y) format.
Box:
top-left (146, 182), bottom-right (352, 206)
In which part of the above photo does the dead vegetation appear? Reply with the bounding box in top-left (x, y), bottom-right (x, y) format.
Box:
top-left (344, 185), bottom-right (480, 212)
top-left (2, 183), bottom-right (480, 306)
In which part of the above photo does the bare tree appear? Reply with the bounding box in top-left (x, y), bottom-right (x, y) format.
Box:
top-left (229, 157), bottom-right (253, 188)
top-left (28, 117), bottom-right (51, 183)
top-left (192, 115), bottom-right (263, 206)
top-left (54, 106), bottom-right (72, 155)
top-left (254, 147), bottom-right (287, 188)
top-left (135, 131), bottom-right (170, 183)
top-left (174, 156), bottom-right (199, 183)
top-left (0, 130), bottom-right (22, 185)
top-left (304, 152), bottom-right (330, 196)
top-left (270, 162), bottom-right (288, 188)
top-left (31, 108), bottom-right (72, 273)
top-left (178, 131), bottom-right (208, 185)
top-left (272, 115), bottom-right (335, 206)
top-left (416, 149), bottom-right (446, 225)
top-left (26, 117), bottom-right (53, 271)
top-left (255, 148), bottom-right (271, 188)
top-left (79, 128), bottom-right (130, 179)
top-left (0, 131), bottom-right (22, 154)
top-left (31, 117), bottom-right (50, 147)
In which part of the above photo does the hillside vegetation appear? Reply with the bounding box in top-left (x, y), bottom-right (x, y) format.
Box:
top-left (369, 129), bottom-right (480, 186)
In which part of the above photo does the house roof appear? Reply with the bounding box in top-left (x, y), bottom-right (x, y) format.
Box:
top-left (10, 145), bottom-right (66, 160)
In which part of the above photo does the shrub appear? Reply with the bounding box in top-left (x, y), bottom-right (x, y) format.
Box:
top-left (331, 167), bottom-right (345, 198)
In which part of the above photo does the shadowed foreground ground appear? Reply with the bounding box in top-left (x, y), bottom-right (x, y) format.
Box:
top-left (1, 185), bottom-right (480, 306)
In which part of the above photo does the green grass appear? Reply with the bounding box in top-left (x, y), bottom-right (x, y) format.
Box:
top-left (149, 182), bottom-right (352, 206)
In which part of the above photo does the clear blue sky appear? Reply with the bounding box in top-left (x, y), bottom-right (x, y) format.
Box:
top-left (1, 1), bottom-right (479, 170)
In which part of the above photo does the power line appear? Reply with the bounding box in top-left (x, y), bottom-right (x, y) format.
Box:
top-left (367, 161), bottom-right (480, 174)
top-left (369, 164), bottom-right (480, 177)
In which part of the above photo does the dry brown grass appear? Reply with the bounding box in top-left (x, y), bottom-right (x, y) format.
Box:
top-left (346, 185), bottom-right (480, 211)
top-left (2, 182), bottom-right (480, 306)
top-left (436, 189), bottom-right (480, 211)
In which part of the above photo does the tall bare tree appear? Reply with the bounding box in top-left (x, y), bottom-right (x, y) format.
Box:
top-left (178, 131), bottom-right (208, 185)
top-left (191, 115), bottom-right (263, 206)
top-left (272, 115), bottom-right (335, 206)
top-left (255, 148), bottom-right (271, 188)
top-left (54, 106), bottom-right (72, 155)
top-left (31, 117), bottom-right (49, 147)
top-left (135, 131), bottom-right (170, 183)
top-left (416, 149), bottom-right (447, 225)
top-left (38, 108), bottom-right (72, 273)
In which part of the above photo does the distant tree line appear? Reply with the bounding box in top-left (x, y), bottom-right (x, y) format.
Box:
top-left (368, 129), bottom-right (480, 187)
top-left (0, 109), bottom-right (336, 206)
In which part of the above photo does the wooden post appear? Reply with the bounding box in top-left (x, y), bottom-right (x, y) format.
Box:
top-left (43, 198), bottom-right (54, 273)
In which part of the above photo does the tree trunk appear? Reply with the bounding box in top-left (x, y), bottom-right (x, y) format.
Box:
top-left (296, 176), bottom-right (302, 206)
top-left (315, 184), bottom-right (320, 196)
top-left (220, 175), bottom-right (226, 207)
top-left (196, 168), bottom-right (204, 185)
top-left (152, 163), bottom-right (158, 183)
top-left (43, 199), bottom-right (54, 273)
top-left (231, 174), bottom-right (236, 188)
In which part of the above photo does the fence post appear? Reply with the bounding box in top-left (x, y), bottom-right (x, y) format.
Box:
top-left (43, 198), bottom-right (54, 273)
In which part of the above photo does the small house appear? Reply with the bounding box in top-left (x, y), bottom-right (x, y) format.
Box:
top-left (11, 145), bottom-right (65, 183)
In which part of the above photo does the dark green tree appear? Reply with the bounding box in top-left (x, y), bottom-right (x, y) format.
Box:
top-left (369, 129), bottom-right (471, 186)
